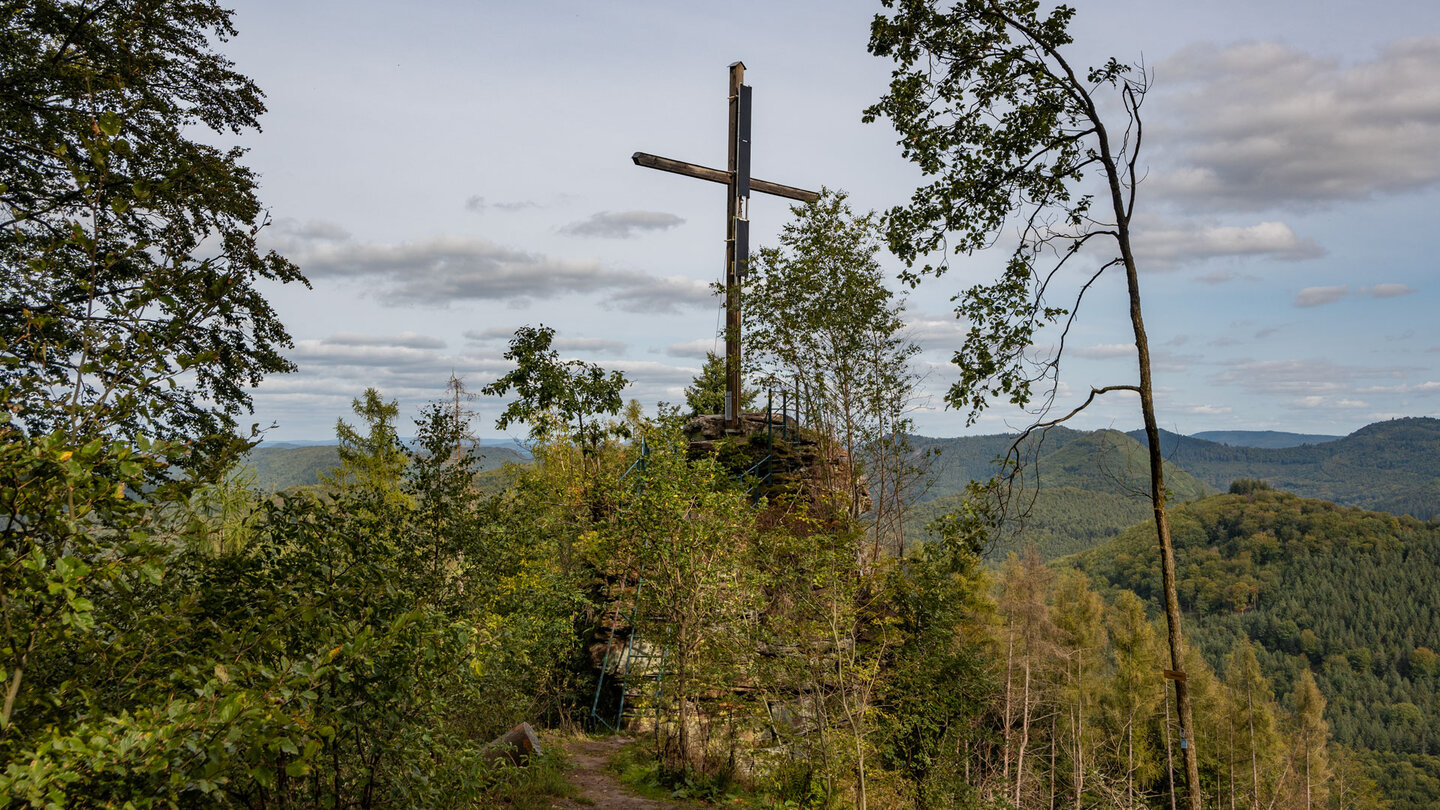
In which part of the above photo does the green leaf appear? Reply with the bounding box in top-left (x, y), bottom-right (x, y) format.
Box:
top-left (97, 111), bottom-right (123, 137)
top-left (285, 760), bottom-right (310, 778)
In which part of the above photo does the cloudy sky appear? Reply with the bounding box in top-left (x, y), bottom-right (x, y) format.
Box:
top-left (219, 0), bottom-right (1440, 441)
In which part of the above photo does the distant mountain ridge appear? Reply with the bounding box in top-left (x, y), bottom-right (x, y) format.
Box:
top-left (242, 444), bottom-right (529, 492)
top-left (908, 427), bottom-right (1216, 559)
top-left (1189, 429), bottom-right (1341, 448)
top-left (1126, 417), bottom-right (1440, 519)
top-left (897, 417), bottom-right (1439, 560)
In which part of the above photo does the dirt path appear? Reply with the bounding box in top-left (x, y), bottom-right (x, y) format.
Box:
top-left (550, 735), bottom-right (685, 809)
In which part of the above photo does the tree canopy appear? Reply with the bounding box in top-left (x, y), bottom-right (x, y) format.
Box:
top-left (0, 0), bottom-right (305, 450)
top-left (482, 324), bottom-right (629, 450)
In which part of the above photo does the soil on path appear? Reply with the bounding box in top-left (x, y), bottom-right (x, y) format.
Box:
top-left (550, 735), bottom-right (688, 810)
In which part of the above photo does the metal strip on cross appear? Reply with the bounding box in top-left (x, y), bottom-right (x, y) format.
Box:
top-left (632, 61), bottom-right (819, 429)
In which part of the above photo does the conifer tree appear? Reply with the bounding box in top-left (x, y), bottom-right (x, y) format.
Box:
top-left (1224, 638), bottom-right (1284, 810)
top-left (1052, 571), bottom-right (1107, 809)
top-left (1294, 668), bottom-right (1331, 810)
top-left (1106, 590), bottom-right (1163, 809)
top-left (323, 388), bottom-right (412, 509)
top-left (997, 548), bottom-right (1055, 808)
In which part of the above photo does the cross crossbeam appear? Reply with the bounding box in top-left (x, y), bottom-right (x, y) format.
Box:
top-left (634, 62), bottom-right (819, 429)
top-left (630, 153), bottom-right (819, 203)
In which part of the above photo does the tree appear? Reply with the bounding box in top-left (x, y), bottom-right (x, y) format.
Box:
top-left (1052, 571), bottom-right (1107, 810)
top-left (322, 388), bottom-right (413, 509)
top-left (483, 324), bottom-right (628, 452)
top-left (866, 4), bottom-right (1203, 806)
top-left (996, 548), bottom-right (1055, 808)
top-left (0, 5), bottom-right (312, 799)
top-left (1224, 637), bottom-right (1283, 810)
top-left (0, 0), bottom-right (305, 455)
top-left (1105, 590), bottom-right (1163, 809)
top-left (1293, 668), bottom-right (1330, 810)
top-left (745, 189), bottom-right (926, 552)
top-left (685, 350), bottom-right (756, 416)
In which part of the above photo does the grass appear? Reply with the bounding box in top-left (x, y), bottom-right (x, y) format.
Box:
top-left (609, 739), bottom-right (677, 802)
top-left (488, 746), bottom-right (582, 809)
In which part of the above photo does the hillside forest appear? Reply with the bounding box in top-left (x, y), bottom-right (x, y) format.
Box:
top-left (3, 3), bottom-right (1437, 810)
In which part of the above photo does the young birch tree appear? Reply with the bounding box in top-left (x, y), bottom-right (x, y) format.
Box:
top-left (745, 189), bottom-right (925, 557)
top-left (866, 4), bottom-right (1203, 806)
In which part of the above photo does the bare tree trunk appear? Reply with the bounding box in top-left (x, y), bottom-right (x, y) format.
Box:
top-left (1128, 709), bottom-right (1137, 809)
top-left (1075, 654), bottom-right (1086, 810)
top-left (1016, 652), bottom-right (1033, 809)
top-left (1249, 688), bottom-right (1259, 810)
top-left (1003, 625), bottom-right (1016, 788)
top-left (1303, 743), bottom-right (1311, 810)
top-left (1050, 711), bottom-right (1058, 810)
top-left (1105, 159), bottom-right (1203, 810)
top-left (1165, 684), bottom-right (1178, 810)
top-left (1229, 710), bottom-right (1237, 810)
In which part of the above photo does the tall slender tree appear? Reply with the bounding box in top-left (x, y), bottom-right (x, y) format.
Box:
top-left (866, 4), bottom-right (1203, 806)
top-left (1224, 638), bottom-right (1283, 810)
top-left (1293, 669), bottom-right (1330, 810)
top-left (1052, 571), bottom-right (1106, 809)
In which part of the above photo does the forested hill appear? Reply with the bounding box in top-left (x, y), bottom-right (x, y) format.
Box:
top-left (1125, 417), bottom-right (1440, 519)
top-left (1069, 486), bottom-right (1440, 807)
top-left (908, 429), bottom-right (1214, 559)
top-left (916, 426), bottom-right (1212, 502)
top-left (243, 444), bottom-right (528, 491)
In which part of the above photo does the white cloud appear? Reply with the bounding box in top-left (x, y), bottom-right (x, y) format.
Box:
top-left (559, 211), bottom-right (686, 238)
top-left (605, 275), bottom-right (716, 312)
top-left (288, 235), bottom-right (715, 313)
top-left (465, 196), bottom-right (539, 213)
top-left (463, 327), bottom-right (519, 343)
top-left (1133, 219), bottom-right (1323, 269)
top-left (665, 338), bottom-right (719, 359)
top-left (1357, 381), bottom-right (1440, 395)
top-left (1153, 38), bottom-right (1440, 211)
top-left (1364, 283), bottom-right (1415, 298)
top-left (1209, 358), bottom-right (1414, 399)
top-left (289, 340), bottom-right (440, 368)
top-left (603, 360), bottom-right (700, 386)
top-left (324, 332), bottom-right (447, 350)
top-left (268, 218), bottom-right (351, 243)
top-left (1294, 285), bottom-right (1349, 308)
top-left (551, 337), bottom-right (629, 354)
top-left (1292, 283), bottom-right (1416, 307)
top-left (1072, 343), bottom-right (1135, 359)
top-left (462, 328), bottom-right (626, 354)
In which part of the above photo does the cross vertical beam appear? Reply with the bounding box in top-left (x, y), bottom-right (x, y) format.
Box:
top-left (632, 62), bottom-right (819, 431)
top-left (724, 62), bottom-right (744, 426)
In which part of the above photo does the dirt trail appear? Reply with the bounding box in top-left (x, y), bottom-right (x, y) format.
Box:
top-left (550, 735), bottom-right (685, 809)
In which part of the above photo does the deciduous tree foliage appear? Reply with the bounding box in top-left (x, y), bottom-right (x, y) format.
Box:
top-left (484, 324), bottom-right (629, 452)
top-left (0, 0), bottom-right (305, 450)
top-left (745, 189), bottom-right (927, 553)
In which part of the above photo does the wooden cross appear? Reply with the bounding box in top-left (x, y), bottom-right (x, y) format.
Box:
top-left (633, 61), bottom-right (819, 429)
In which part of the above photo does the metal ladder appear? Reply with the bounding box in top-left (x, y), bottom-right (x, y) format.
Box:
top-left (590, 438), bottom-right (671, 732)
